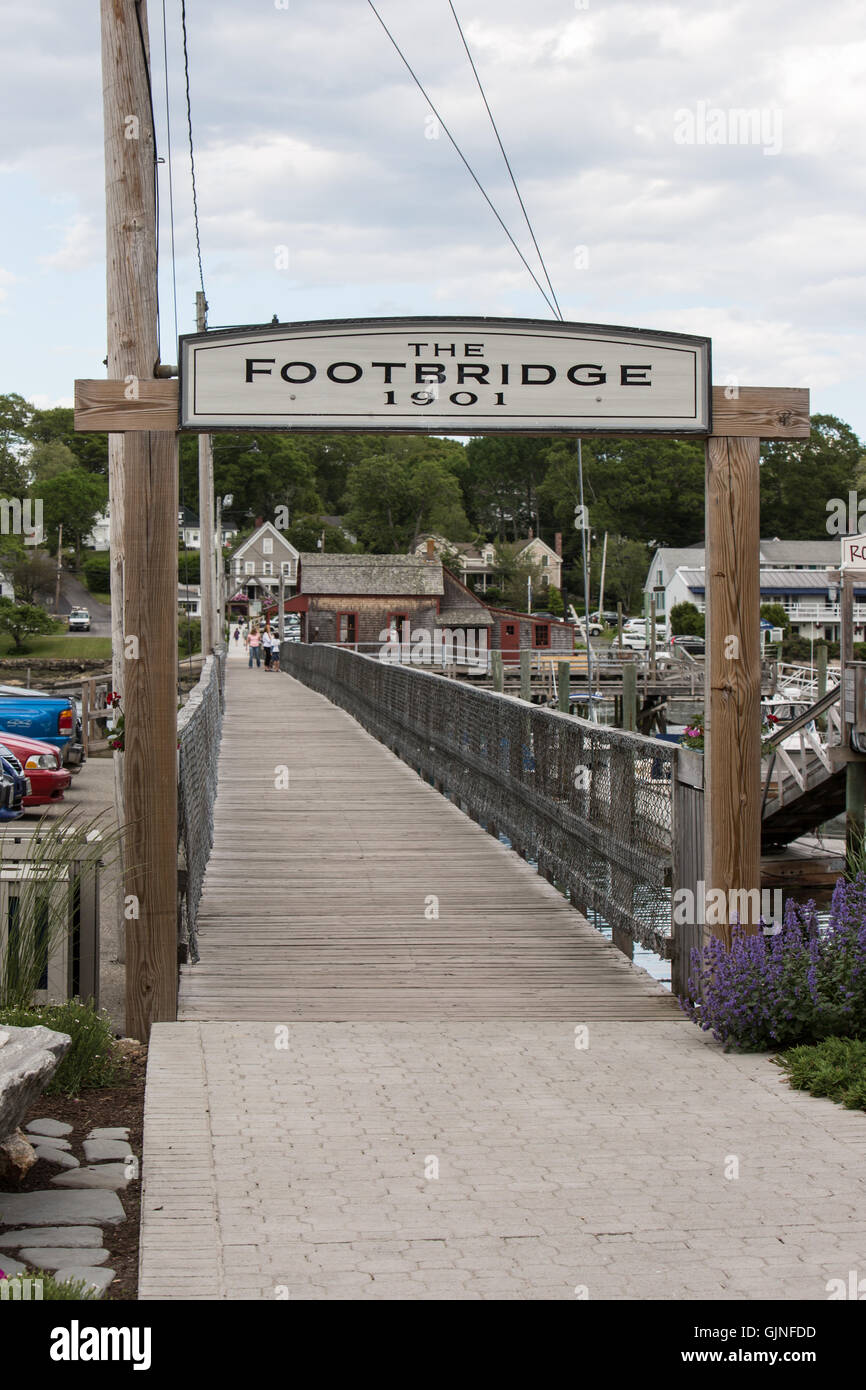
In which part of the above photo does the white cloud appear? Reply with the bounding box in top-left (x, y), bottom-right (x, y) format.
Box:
top-left (40, 213), bottom-right (102, 271)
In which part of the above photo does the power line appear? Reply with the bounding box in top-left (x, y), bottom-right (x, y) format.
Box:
top-left (181, 0), bottom-right (207, 303)
top-left (447, 1), bottom-right (563, 320)
top-left (365, 0), bottom-right (559, 318)
top-left (161, 0), bottom-right (179, 347)
top-left (133, 0), bottom-right (161, 356)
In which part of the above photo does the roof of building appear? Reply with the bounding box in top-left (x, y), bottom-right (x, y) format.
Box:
top-left (299, 554), bottom-right (444, 596)
top-left (679, 567), bottom-right (843, 595)
top-left (231, 521), bottom-right (300, 562)
top-left (435, 607), bottom-right (494, 627)
top-left (649, 540), bottom-right (843, 589)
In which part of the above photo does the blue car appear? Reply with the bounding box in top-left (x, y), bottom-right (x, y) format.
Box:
top-left (0, 744), bottom-right (29, 821)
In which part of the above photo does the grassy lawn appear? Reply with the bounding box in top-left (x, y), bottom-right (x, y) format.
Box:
top-left (775, 1037), bottom-right (866, 1111)
top-left (0, 634), bottom-right (112, 660)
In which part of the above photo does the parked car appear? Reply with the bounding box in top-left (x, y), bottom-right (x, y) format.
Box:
top-left (0, 730), bottom-right (72, 806)
top-left (0, 685), bottom-right (84, 766)
top-left (670, 634), bottom-right (706, 654)
top-left (590, 610), bottom-right (620, 625)
top-left (0, 746), bottom-right (29, 821)
top-left (67, 607), bottom-right (91, 632)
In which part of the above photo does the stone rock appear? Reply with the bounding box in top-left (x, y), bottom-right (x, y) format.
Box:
top-left (34, 1146), bottom-right (80, 1169)
top-left (19, 1247), bottom-right (110, 1270)
top-left (87, 1127), bottom-right (129, 1141)
top-left (0, 1226), bottom-right (103, 1249)
top-left (51, 1164), bottom-right (132, 1191)
top-left (0, 1257), bottom-right (28, 1277)
top-left (115, 1039), bottom-right (141, 1057)
top-left (31, 1135), bottom-right (71, 1150)
top-left (0, 1128), bottom-right (37, 1184)
top-left (53, 1266), bottom-right (115, 1297)
top-left (0, 1190), bottom-right (125, 1226)
top-left (84, 1138), bottom-right (132, 1162)
top-left (25, 1118), bottom-right (73, 1138)
top-left (0, 1029), bottom-right (71, 1145)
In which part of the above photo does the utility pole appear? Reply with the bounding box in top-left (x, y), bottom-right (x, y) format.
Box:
top-left (196, 291), bottom-right (215, 652)
top-left (102, 0), bottom-right (179, 1037)
top-left (597, 531), bottom-right (608, 624)
top-left (54, 524), bottom-right (63, 612)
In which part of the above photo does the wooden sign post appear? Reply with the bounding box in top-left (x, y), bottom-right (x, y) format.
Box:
top-left (100, 0), bottom-right (178, 1040)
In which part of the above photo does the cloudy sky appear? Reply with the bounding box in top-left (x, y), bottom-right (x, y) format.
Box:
top-left (1, 0), bottom-right (864, 434)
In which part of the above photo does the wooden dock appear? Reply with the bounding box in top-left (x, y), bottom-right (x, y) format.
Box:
top-left (178, 662), bottom-right (680, 1022)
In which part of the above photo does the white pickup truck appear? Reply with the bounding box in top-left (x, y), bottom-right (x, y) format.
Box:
top-left (67, 607), bottom-right (91, 632)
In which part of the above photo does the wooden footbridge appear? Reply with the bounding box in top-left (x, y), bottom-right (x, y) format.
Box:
top-left (179, 652), bottom-right (678, 1022)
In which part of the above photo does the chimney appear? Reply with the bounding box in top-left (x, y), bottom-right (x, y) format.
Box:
top-left (255, 516), bottom-right (263, 529)
top-left (554, 531), bottom-right (562, 557)
top-left (426, 537), bottom-right (435, 560)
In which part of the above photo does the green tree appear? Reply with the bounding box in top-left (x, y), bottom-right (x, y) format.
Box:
top-left (83, 551), bottom-right (111, 595)
top-left (0, 598), bottom-right (61, 651)
top-left (591, 535), bottom-right (650, 614)
top-left (493, 542), bottom-right (545, 613)
top-left (540, 584), bottom-right (564, 616)
top-left (37, 469), bottom-right (108, 566)
top-left (29, 440), bottom-right (78, 482)
top-left (670, 601), bottom-right (705, 637)
top-left (462, 436), bottom-right (551, 538)
top-left (0, 393), bottom-right (34, 495)
top-left (760, 603), bottom-right (790, 634)
top-left (286, 514), bottom-right (358, 554)
top-left (342, 453), bottom-right (470, 552)
top-left (178, 550), bottom-right (201, 585)
top-left (26, 405), bottom-right (108, 475)
top-left (762, 414), bottom-right (862, 538)
top-left (1, 546), bottom-right (57, 604)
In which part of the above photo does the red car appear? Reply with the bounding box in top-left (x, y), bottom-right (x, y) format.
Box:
top-left (0, 730), bottom-right (72, 806)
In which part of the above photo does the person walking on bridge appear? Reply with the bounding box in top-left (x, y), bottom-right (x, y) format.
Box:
top-left (248, 624), bottom-right (262, 669)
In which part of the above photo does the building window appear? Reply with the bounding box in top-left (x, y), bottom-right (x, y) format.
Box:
top-left (262, 538), bottom-right (273, 554)
top-left (263, 562), bottom-right (273, 576)
top-left (281, 561), bottom-right (292, 576)
top-left (387, 611), bottom-right (410, 641)
top-left (542, 555), bottom-right (549, 568)
top-left (245, 561), bottom-right (255, 575)
top-left (534, 623), bottom-right (550, 647)
top-left (337, 612), bottom-right (358, 644)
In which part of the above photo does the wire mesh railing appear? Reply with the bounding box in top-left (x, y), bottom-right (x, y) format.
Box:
top-left (282, 643), bottom-right (677, 954)
top-left (177, 648), bottom-right (226, 962)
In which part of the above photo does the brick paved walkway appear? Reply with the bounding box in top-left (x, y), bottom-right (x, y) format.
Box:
top-left (140, 1019), bottom-right (866, 1300)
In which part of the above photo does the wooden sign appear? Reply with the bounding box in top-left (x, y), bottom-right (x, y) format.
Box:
top-left (178, 316), bottom-right (712, 435)
top-left (841, 535), bottom-right (866, 570)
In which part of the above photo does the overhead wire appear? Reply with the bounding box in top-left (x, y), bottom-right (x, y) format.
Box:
top-left (365, 0), bottom-right (559, 318)
top-left (179, 0), bottom-right (207, 303)
top-left (446, 0), bottom-right (563, 320)
top-left (133, 0), bottom-right (161, 358)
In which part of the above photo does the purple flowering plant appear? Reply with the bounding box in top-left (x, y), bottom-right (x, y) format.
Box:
top-left (681, 874), bottom-right (866, 1051)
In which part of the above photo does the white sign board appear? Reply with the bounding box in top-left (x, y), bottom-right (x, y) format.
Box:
top-left (179, 317), bottom-right (711, 435)
top-left (841, 535), bottom-right (866, 569)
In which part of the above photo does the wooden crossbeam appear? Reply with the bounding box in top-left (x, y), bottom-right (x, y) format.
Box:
top-left (74, 379), bottom-right (811, 439)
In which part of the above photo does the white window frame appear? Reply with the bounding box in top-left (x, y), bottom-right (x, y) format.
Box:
top-left (262, 538), bottom-right (274, 555)
top-left (245, 561), bottom-right (255, 575)
top-left (262, 562), bottom-right (273, 576)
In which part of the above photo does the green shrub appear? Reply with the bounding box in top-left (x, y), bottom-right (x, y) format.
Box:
top-left (82, 552), bottom-right (111, 594)
top-left (178, 614), bottom-right (201, 659)
top-left (178, 550), bottom-right (201, 584)
top-left (670, 601), bottom-right (705, 637)
top-left (0, 1000), bottom-right (127, 1095)
top-left (0, 1268), bottom-right (101, 1299)
top-left (774, 1036), bottom-right (866, 1111)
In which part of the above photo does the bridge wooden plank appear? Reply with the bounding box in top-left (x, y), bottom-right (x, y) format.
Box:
top-left (178, 664), bottom-right (680, 1022)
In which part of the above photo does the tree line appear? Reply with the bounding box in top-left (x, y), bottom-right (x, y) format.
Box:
top-left (1, 391), bottom-right (862, 612)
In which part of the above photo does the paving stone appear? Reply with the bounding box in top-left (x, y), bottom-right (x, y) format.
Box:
top-left (0, 1226), bottom-right (104, 1250)
top-left (0, 1256), bottom-right (28, 1276)
top-left (51, 1164), bottom-right (132, 1191)
top-left (0, 1190), bottom-right (125, 1226)
top-left (87, 1127), bottom-right (129, 1141)
top-left (19, 1247), bottom-right (110, 1270)
top-left (33, 1147), bottom-right (80, 1169)
top-left (53, 1266), bottom-right (115, 1297)
top-left (83, 1138), bottom-right (133, 1163)
top-left (24, 1118), bottom-right (73, 1138)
